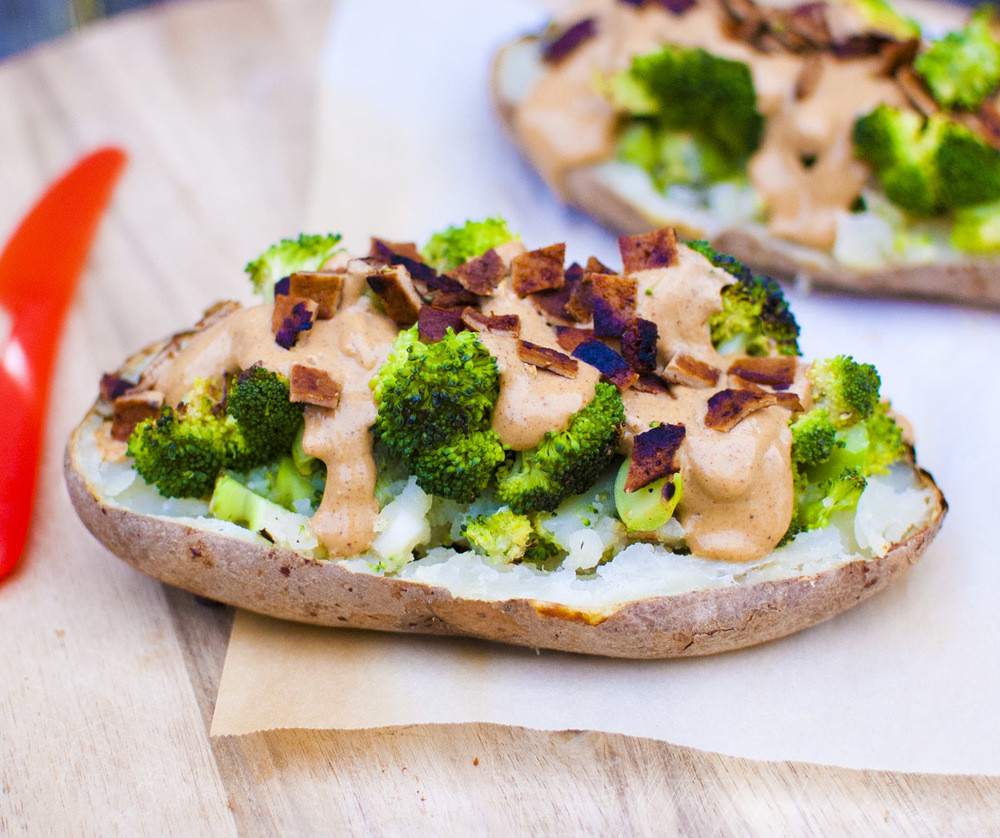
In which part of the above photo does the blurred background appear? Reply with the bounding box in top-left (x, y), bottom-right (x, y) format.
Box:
top-left (0, 0), bottom-right (169, 59)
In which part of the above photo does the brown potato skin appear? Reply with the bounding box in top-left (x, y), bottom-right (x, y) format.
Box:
top-left (491, 39), bottom-right (1000, 308)
top-left (65, 404), bottom-right (947, 659)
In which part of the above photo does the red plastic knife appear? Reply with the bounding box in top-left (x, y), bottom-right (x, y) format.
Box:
top-left (0, 147), bottom-right (127, 581)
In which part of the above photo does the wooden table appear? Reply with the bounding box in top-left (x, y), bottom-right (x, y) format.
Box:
top-left (2, 0), bottom-right (998, 832)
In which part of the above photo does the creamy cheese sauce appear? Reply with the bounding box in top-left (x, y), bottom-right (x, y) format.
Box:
top-left (142, 244), bottom-right (803, 562)
top-left (515, 0), bottom-right (905, 250)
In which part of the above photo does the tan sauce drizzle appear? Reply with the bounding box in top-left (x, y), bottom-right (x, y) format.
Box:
top-left (515, 0), bottom-right (906, 250)
top-left (480, 283), bottom-right (600, 450)
top-left (151, 296), bottom-right (397, 557)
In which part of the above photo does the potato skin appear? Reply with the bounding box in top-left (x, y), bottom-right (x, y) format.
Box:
top-left (65, 403), bottom-right (947, 659)
top-left (491, 38), bottom-right (1000, 308)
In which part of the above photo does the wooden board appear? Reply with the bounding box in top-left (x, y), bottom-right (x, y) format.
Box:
top-left (1, 0), bottom-right (999, 832)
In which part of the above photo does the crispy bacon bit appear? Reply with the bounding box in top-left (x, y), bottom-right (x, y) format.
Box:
top-left (555, 326), bottom-right (594, 353)
top-left (786, 2), bottom-right (832, 47)
top-left (542, 17), bottom-right (598, 64)
top-left (661, 354), bottom-right (720, 389)
top-left (100, 373), bottom-right (133, 402)
top-left (618, 228), bottom-right (679, 273)
top-left (621, 318), bottom-right (658, 373)
top-left (290, 364), bottom-right (342, 410)
top-left (978, 99), bottom-right (1000, 149)
top-left (727, 356), bottom-right (796, 389)
top-left (878, 37), bottom-right (919, 76)
top-left (705, 388), bottom-right (784, 431)
top-left (461, 308), bottom-right (520, 336)
top-left (368, 238), bottom-right (438, 283)
top-left (511, 243), bottom-right (566, 296)
top-left (834, 33), bottom-right (894, 59)
top-left (530, 262), bottom-right (581, 324)
top-left (566, 277), bottom-right (594, 322)
top-left (418, 305), bottom-right (466, 343)
top-left (895, 66), bottom-right (938, 116)
top-left (624, 423), bottom-right (686, 493)
top-left (366, 265), bottom-right (423, 326)
top-left (585, 255), bottom-right (613, 276)
top-left (289, 271), bottom-right (343, 320)
top-left (272, 295), bottom-right (317, 349)
top-left (111, 391), bottom-right (164, 441)
top-left (195, 300), bottom-right (242, 330)
top-left (774, 391), bottom-right (803, 412)
top-left (572, 339), bottom-right (638, 390)
top-left (795, 53), bottom-right (823, 101)
top-left (517, 340), bottom-right (579, 379)
top-left (450, 248), bottom-right (505, 296)
top-left (591, 273), bottom-right (638, 338)
top-left (632, 373), bottom-right (673, 396)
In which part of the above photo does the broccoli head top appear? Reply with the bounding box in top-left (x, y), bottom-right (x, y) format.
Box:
top-left (245, 233), bottom-right (342, 299)
top-left (420, 218), bottom-right (517, 272)
top-left (462, 508), bottom-right (559, 565)
top-left (915, 7), bottom-right (1000, 111)
top-left (853, 105), bottom-right (1000, 216)
top-left (611, 45), bottom-right (764, 172)
top-left (784, 356), bottom-right (906, 539)
top-left (127, 369), bottom-right (305, 499)
top-left (495, 381), bottom-right (625, 514)
top-left (371, 325), bottom-right (503, 502)
top-left (689, 241), bottom-right (801, 357)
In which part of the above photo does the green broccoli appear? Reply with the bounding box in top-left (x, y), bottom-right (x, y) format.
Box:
top-left (241, 455), bottom-right (325, 514)
top-left (613, 459), bottom-right (683, 533)
top-left (688, 241), bottom-right (800, 356)
top-left (784, 356), bottom-right (906, 538)
top-left (935, 121), bottom-right (1000, 209)
top-left (245, 233), bottom-right (342, 299)
top-left (951, 199), bottom-right (1000, 252)
top-left (852, 105), bottom-right (943, 216)
top-left (421, 218), bottom-right (518, 272)
top-left (227, 365), bottom-right (306, 468)
top-left (609, 45), bottom-right (764, 192)
top-left (915, 7), bottom-right (1000, 111)
top-left (371, 325), bottom-right (503, 502)
top-left (495, 382), bottom-right (625, 514)
top-left (127, 368), bottom-right (305, 499)
top-left (461, 507), bottom-right (560, 565)
top-left (853, 105), bottom-right (1000, 215)
top-left (208, 473), bottom-right (317, 552)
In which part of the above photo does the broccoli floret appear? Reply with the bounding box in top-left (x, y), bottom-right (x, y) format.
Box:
top-left (227, 365), bottom-right (305, 467)
top-left (935, 121), bottom-right (1000, 209)
top-left (421, 218), bottom-right (517, 272)
top-left (951, 199), bottom-right (1000, 252)
top-left (371, 325), bottom-right (502, 502)
top-left (613, 459), bottom-right (683, 533)
top-left (793, 468), bottom-right (868, 534)
top-left (127, 368), bottom-right (305, 499)
top-left (208, 473), bottom-right (317, 552)
top-left (784, 357), bottom-right (906, 540)
top-left (609, 45), bottom-right (764, 190)
top-left (809, 356), bottom-right (880, 426)
top-left (412, 430), bottom-right (506, 503)
top-left (915, 7), bottom-right (1000, 111)
top-left (462, 508), bottom-right (537, 563)
top-left (690, 243), bottom-right (800, 357)
top-left (853, 105), bottom-right (1000, 215)
top-left (852, 105), bottom-right (943, 216)
top-left (241, 455), bottom-right (325, 514)
top-left (789, 409), bottom-right (838, 468)
top-left (127, 379), bottom-right (245, 498)
top-left (245, 233), bottom-right (342, 299)
top-left (495, 382), bottom-right (625, 514)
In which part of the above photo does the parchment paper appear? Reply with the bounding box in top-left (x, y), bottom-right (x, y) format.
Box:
top-left (212, 0), bottom-right (1000, 774)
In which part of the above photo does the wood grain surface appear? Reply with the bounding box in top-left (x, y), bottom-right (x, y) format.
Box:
top-left (1, 0), bottom-right (999, 833)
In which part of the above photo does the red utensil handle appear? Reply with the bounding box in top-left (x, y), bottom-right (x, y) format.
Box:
top-left (0, 148), bottom-right (127, 580)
